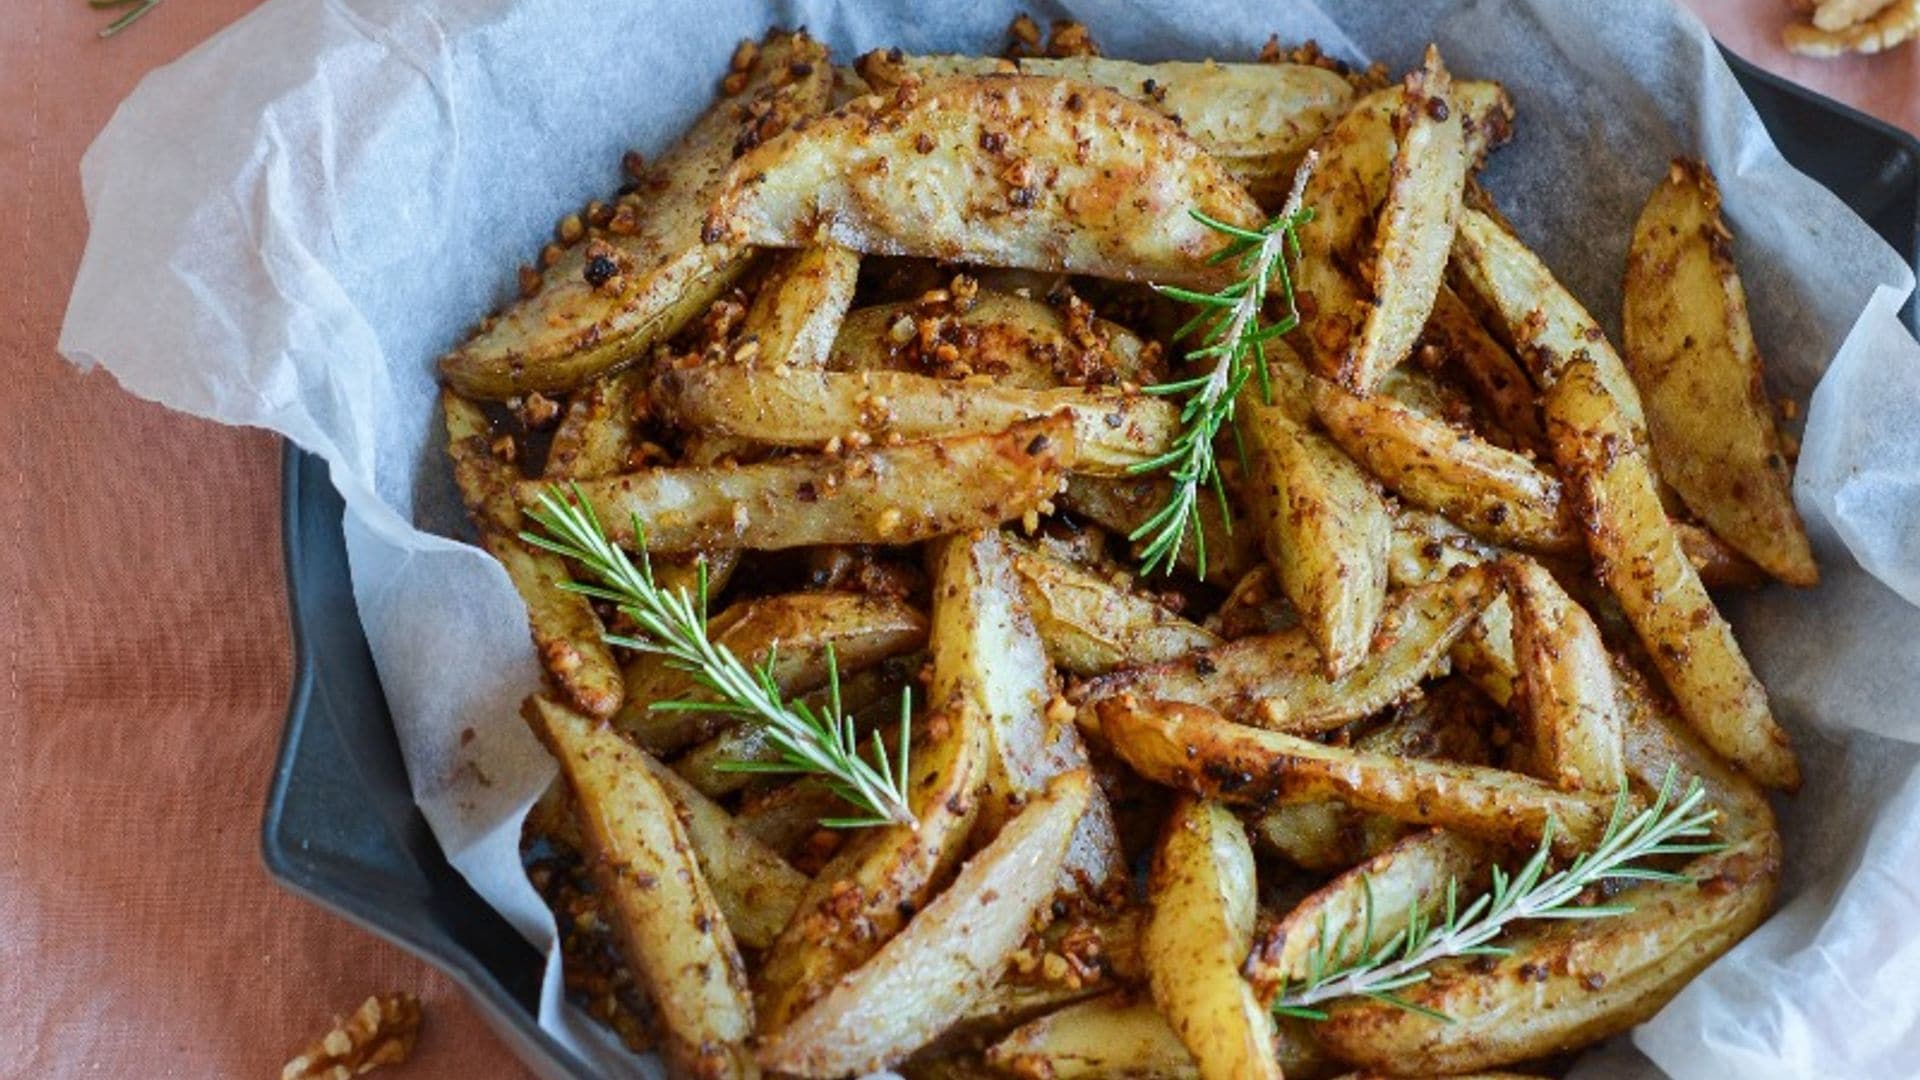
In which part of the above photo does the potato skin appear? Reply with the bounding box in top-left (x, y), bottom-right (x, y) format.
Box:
top-left (1622, 158), bottom-right (1816, 587)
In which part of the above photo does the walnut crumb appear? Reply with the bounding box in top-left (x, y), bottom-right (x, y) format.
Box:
top-left (280, 993), bottom-right (421, 1080)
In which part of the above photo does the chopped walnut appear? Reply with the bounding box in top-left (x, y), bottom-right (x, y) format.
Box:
top-left (1045, 20), bottom-right (1100, 57)
top-left (280, 994), bottom-right (422, 1080)
top-left (518, 390), bottom-right (561, 430)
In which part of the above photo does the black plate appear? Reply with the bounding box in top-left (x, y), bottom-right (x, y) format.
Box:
top-left (263, 50), bottom-right (1919, 1079)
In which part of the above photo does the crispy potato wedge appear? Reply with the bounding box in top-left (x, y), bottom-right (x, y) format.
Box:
top-left (987, 994), bottom-right (1199, 1079)
top-left (855, 52), bottom-right (1355, 203)
top-left (523, 696), bottom-right (755, 1078)
top-left (1312, 377), bottom-right (1579, 552)
top-left (633, 751), bottom-right (808, 951)
top-left (615, 591), bottom-right (927, 753)
top-left (1502, 557), bottom-right (1627, 795)
top-left (1674, 520), bottom-right (1771, 589)
top-left (1449, 208), bottom-right (1648, 436)
top-left (1622, 159), bottom-right (1816, 586)
top-left (829, 289), bottom-right (1161, 389)
top-left (674, 653), bottom-right (919, 797)
top-left (708, 76), bottom-right (1265, 289)
top-left (1092, 696), bottom-right (1611, 855)
top-left (1060, 474), bottom-right (1252, 583)
top-left (1543, 354), bottom-right (1799, 791)
top-left (1315, 829), bottom-right (1779, 1074)
top-left (1419, 283), bottom-right (1546, 452)
top-left (653, 365), bottom-right (1178, 474)
top-left (531, 414), bottom-right (1075, 554)
top-left (1240, 390), bottom-right (1393, 678)
top-left (1144, 796), bottom-right (1280, 1080)
top-left (930, 530), bottom-right (1124, 889)
top-left (543, 368), bottom-right (642, 481)
top-left (440, 32), bottom-right (829, 398)
top-left (1246, 829), bottom-right (1493, 1001)
top-left (444, 391), bottom-right (623, 718)
top-left (1347, 47), bottom-right (1469, 393)
top-left (1386, 507), bottom-right (1519, 707)
top-left (759, 771), bottom-right (1091, 1077)
top-left (1008, 542), bottom-right (1220, 675)
top-left (740, 244), bottom-right (862, 369)
top-left (756, 699), bottom-right (991, 1032)
top-left (1296, 76), bottom-right (1511, 389)
top-left (1617, 657), bottom-right (1776, 844)
top-left (1078, 564), bottom-right (1499, 733)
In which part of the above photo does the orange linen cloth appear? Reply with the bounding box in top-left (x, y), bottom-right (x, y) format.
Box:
top-left (0, 1), bottom-right (1910, 1077)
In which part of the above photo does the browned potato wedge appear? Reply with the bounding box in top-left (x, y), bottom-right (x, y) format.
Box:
top-left (1617, 657), bottom-right (1777, 844)
top-left (615, 591), bottom-right (926, 753)
top-left (1346, 46), bottom-right (1468, 393)
top-left (1543, 354), bottom-right (1799, 791)
top-left (1312, 377), bottom-right (1579, 552)
top-left (855, 52), bottom-right (1355, 203)
top-left (1449, 207), bottom-right (1648, 435)
top-left (1419, 283), bottom-right (1546, 453)
top-left (527, 414), bottom-right (1076, 554)
top-left (523, 696), bottom-right (755, 1078)
top-left (1092, 696), bottom-right (1611, 855)
top-left (1502, 557), bottom-right (1627, 795)
top-left (1078, 564), bottom-right (1499, 733)
top-left (439, 32), bottom-right (829, 399)
top-left (1674, 520), bottom-right (1771, 589)
top-left (653, 365), bottom-right (1178, 474)
top-left (1240, 390), bottom-right (1393, 678)
top-left (930, 530), bottom-right (1124, 889)
top-left (707, 76), bottom-right (1266, 289)
top-left (1060, 474), bottom-right (1252, 583)
top-left (543, 369), bottom-right (642, 481)
top-left (1315, 829), bottom-right (1779, 1073)
top-left (759, 771), bottom-right (1092, 1077)
top-left (1145, 796), bottom-right (1279, 1080)
top-left (1386, 507), bottom-right (1518, 707)
top-left (740, 244), bottom-right (862, 368)
top-left (987, 994), bottom-right (1200, 1079)
top-left (1246, 829), bottom-right (1493, 1001)
top-left (1623, 159), bottom-right (1817, 586)
top-left (1008, 542), bottom-right (1221, 675)
top-left (1296, 76), bottom-right (1511, 390)
top-left (444, 391), bottom-right (622, 718)
top-left (755, 698), bottom-right (991, 1033)
top-left (631, 750), bottom-right (807, 951)
top-left (829, 289), bottom-right (1161, 389)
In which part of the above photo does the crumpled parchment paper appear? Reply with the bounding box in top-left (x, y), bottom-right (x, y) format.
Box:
top-left (59, 0), bottom-right (1920, 1075)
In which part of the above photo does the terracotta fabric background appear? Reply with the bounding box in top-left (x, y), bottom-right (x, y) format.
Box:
top-left (0, 0), bottom-right (1912, 1076)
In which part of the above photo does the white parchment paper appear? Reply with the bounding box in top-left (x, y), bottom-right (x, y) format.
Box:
top-left (60, 0), bottom-right (1920, 1075)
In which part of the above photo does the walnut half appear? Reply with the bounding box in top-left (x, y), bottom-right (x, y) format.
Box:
top-left (281, 993), bottom-right (423, 1080)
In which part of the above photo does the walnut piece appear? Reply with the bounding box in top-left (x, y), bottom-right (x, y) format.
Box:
top-left (281, 993), bottom-right (423, 1080)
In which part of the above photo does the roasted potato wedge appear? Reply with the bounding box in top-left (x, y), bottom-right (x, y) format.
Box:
top-left (987, 994), bottom-right (1200, 1080)
top-left (1312, 377), bottom-right (1579, 552)
top-left (1418, 283), bottom-right (1546, 453)
top-left (529, 414), bottom-right (1075, 554)
top-left (1078, 564), bottom-right (1500, 733)
top-left (1092, 696), bottom-right (1611, 855)
top-left (759, 771), bottom-right (1091, 1077)
top-left (1240, 390), bottom-right (1393, 678)
top-left (930, 530), bottom-right (1124, 889)
top-left (1502, 557), bottom-right (1628, 795)
top-left (439, 31), bottom-right (829, 398)
top-left (543, 368), bottom-right (642, 481)
top-left (740, 244), bottom-right (862, 369)
top-left (1246, 829), bottom-right (1493, 1001)
top-left (708, 76), bottom-right (1266, 289)
top-left (524, 696), bottom-right (756, 1078)
top-left (1623, 159), bottom-right (1816, 586)
top-left (1543, 354), bottom-right (1799, 791)
top-left (1008, 542), bottom-right (1220, 675)
top-left (829, 289), bottom-right (1161, 389)
top-left (653, 365), bottom-right (1178, 474)
top-left (755, 699), bottom-right (992, 1032)
top-left (445, 391), bottom-right (623, 718)
top-left (1145, 796), bottom-right (1280, 1080)
top-left (1060, 474), bottom-right (1252, 583)
top-left (632, 750), bottom-right (808, 951)
top-left (615, 590), bottom-right (926, 753)
top-left (735, 781), bottom-right (850, 859)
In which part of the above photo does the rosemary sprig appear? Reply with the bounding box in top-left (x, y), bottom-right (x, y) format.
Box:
top-left (1272, 769), bottom-right (1723, 1021)
top-left (1130, 154), bottom-right (1316, 577)
top-left (521, 485), bottom-right (916, 829)
top-left (95, 0), bottom-right (160, 37)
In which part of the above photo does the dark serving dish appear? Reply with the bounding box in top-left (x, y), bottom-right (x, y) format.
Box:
top-left (263, 50), bottom-right (1919, 1080)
